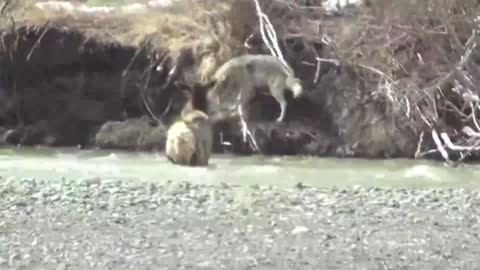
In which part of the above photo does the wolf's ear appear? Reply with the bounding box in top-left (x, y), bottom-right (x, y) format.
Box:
top-left (197, 80), bottom-right (216, 90)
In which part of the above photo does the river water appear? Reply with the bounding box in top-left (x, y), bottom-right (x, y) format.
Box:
top-left (0, 146), bottom-right (479, 189)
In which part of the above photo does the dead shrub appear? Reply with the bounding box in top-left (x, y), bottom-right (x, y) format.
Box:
top-left (332, 0), bottom-right (480, 163)
top-left (271, 0), bottom-right (480, 162)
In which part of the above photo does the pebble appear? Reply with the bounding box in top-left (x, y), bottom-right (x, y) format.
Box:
top-left (291, 226), bottom-right (309, 235)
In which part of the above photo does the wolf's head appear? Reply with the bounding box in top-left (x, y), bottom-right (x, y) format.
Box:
top-left (287, 77), bottom-right (303, 98)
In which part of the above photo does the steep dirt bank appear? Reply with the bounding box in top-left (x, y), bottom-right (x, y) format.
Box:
top-left (0, 8), bottom-right (200, 150)
top-left (0, 0), bottom-right (478, 161)
top-left (0, 23), bottom-right (162, 147)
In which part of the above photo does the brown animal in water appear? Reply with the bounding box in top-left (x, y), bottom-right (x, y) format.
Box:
top-left (206, 54), bottom-right (303, 122)
top-left (165, 87), bottom-right (213, 166)
top-left (165, 120), bottom-right (196, 165)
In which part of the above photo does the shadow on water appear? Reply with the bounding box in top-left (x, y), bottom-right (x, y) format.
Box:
top-left (0, 146), bottom-right (480, 189)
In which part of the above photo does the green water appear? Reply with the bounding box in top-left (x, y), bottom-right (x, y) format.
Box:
top-left (0, 146), bottom-right (479, 189)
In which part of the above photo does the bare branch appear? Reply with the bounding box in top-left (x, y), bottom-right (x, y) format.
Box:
top-left (431, 129), bottom-right (450, 162)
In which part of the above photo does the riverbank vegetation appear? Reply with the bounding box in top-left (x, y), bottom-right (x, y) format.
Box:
top-left (0, 0), bottom-right (479, 163)
top-left (330, 0), bottom-right (480, 165)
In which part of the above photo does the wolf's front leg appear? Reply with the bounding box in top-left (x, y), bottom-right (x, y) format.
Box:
top-left (275, 99), bottom-right (287, 122)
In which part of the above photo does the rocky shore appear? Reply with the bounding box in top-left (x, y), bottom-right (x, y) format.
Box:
top-left (1, 177), bottom-right (479, 269)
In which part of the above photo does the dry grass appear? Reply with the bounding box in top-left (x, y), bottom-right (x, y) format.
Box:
top-left (0, 0), bottom-right (243, 84)
top-left (7, 0), bottom-right (231, 48)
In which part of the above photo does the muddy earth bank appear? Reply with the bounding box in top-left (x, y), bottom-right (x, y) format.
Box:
top-left (0, 13), bottom-right (416, 159)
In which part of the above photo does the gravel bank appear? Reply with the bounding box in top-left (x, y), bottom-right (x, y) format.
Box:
top-left (0, 177), bottom-right (479, 269)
